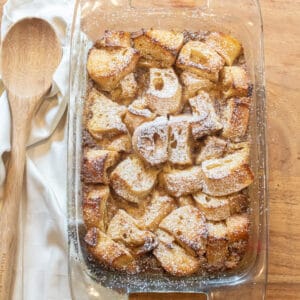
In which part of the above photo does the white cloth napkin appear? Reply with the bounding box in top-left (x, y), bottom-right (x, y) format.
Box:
top-left (0, 1), bottom-right (74, 299)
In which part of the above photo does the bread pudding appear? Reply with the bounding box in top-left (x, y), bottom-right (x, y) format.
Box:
top-left (82, 29), bottom-right (253, 276)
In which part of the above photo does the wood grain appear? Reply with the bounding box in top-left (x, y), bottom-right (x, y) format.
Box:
top-left (0, 0), bottom-right (299, 299)
top-left (261, 0), bottom-right (300, 289)
top-left (131, 294), bottom-right (207, 300)
top-left (0, 18), bottom-right (61, 299)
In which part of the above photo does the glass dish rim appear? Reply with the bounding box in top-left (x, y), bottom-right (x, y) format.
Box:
top-left (67, 0), bottom-right (269, 297)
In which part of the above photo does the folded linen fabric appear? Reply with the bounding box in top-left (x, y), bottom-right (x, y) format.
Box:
top-left (0, 0), bottom-right (73, 299)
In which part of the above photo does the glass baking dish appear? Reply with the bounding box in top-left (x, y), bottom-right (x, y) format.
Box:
top-left (67, 0), bottom-right (268, 299)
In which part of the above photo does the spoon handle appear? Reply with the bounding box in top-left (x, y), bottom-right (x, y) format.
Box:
top-left (0, 94), bottom-right (38, 299)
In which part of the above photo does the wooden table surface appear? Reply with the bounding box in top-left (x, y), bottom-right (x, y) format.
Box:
top-left (1, 0), bottom-right (299, 299)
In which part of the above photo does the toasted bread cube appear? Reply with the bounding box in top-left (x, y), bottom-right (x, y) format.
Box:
top-left (225, 252), bottom-right (241, 269)
top-left (145, 68), bottom-right (182, 116)
top-left (227, 141), bottom-right (250, 154)
top-left (110, 155), bottom-right (159, 203)
top-left (229, 193), bottom-right (249, 214)
top-left (86, 89), bottom-right (127, 139)
top-left (168, 116), bottom-right (193, 166)
top-left (177, 195), bottom-right (195, 207)
top-left (135, 67), bottom-right (150, 90)
top-left (137, 58), bottom-right (163, 69)
top-left (124, 97), bottom-right (156, 134)
top-left (226, 214), bottom-right (249, 242)
top-left (153, 229), bottom-right (200, 276)
top-left (139, 191), bottom-right (176, 231)
top-left (189, 91), bottom-right (213, 118)
top-left (108, 193), bottom-right (150, 222)
top-left (225, 236), bottom-right (248, 269)
top-left (193, 192), bottom-right (230, 221)
top-left (110, 73), bottom-right (138, 105)
top-left (189, 92), bottom-right (223, 139)
top-left (206, 222), bottom-right (228, 267)
top-left (205, 32), bottom-right (242, 66)
top-left (163, 166), bottom-right (203, 197)
top-left (221, 66), bottom-right (250, 99)
top-left (229, 240), bottom-right (248, 255)
top-left (159, 205), bottom-right (207, 256)
top-left (133, 29), bottom-right (184, 68)
top-left (87, 47), bottom-right (139, 91)
top-left (189, 115), bottom-right (222, 140)
top-left (201, 148), bottom-right (254, 196)
top-left (84, 228), bottom-right (136, 272)
top-left (222, 98), bottom-right (250, 140)
top-left (95, 30), bottom-right (131, 48)
top-left (196, 136), bottom-right (227, 164)
top-left (227, 237), bottom-right (248, 268)
top-left (107, 210), bottom-right (157, 254)
top-left (83, 186), bottom-right (110, 231)
top-left (156, 228), bottom-right (175, 244)
top-left (180, 71), bottom-right (216, 101)
top-left (132, 116), bottom-right (169, 166)
top-left (176, 41), bottom-right (225, 82)
top-left (100, 134), bottom-right (132, 153)
top-left (82, 149), bottom-right (119, 184)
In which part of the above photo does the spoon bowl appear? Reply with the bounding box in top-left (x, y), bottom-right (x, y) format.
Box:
top-left (0, 18), bottom-right (61, 299)
top-left (2, 18), bottom-right (61, 98)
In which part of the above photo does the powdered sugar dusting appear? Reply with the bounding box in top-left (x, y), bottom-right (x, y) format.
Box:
top-left (81, 28), bottom-right (254, 286)
top-left (133, 116), bottom-right (168, 166)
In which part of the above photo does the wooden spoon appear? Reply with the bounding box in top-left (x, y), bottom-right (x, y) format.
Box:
top-left (0, 18), bottom-right (61, 299)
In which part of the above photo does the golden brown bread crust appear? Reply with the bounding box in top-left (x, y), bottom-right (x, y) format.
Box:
top-left (145, 68), bottom-right (183, 116)
top-left (193, 192), bottom-right (231, 221)
top-left (133, 29), bottom-right (184, 68)
top-left (226, 214), bottom-right (249, 242)
top-left (188, 92), bottom-right (223, 139)
top-left (95, 30), bottom-right (132, 49)
top-left (110, 73), bottom-right (139, 105)
top-left (176, 41), bottom-right (225, 82)
top-left (107, 193), bottom-right (149, 221)
top-left (162, 166), bottom-right (203, 197)
top-left (100, 134), bottom-right (132, 153)
top-left (124, 97), bottom-right (156, 134)
top-left (206, 222), bottom-right (228, 268)
top-left (180, 71), bottom-right (216, 101)
top-left (221, 66), bottom-right (250, 99)
top-left (168, 116), bottom-right (193, 166)
top-left (86, 89), bottom-right (127, 139)
top-left (196, 136), bottom-right (227, 164)
top-left (83, 185), bottom-right (110, 231)
top-left (176, 195), bottom-right (195, 207)
top-left (201, 148), bottom-right (254, 196)
top-left (205, 32), bottom-right (242, 66)
top-left (87, 47), bottom-right (139, 91)
top-left (85, 228), bottom-right (136, 272)
top-left (159, 205), bottom-right (207, 256)
top-left (110, 155), bottom-right (159, 203)
top-left (222, 97), bottom-right (250, 140)
top-left (193, 191), bottom-right (248, 222)
top-left (132, 116), bottom-right (169, 166)
top-left (83, 29), bottom-right (253, 276)
top-left (107, 209), bottom-right (158, 255)
top-left (139, 191), bottom-right (176, 231)
top-left (202, 163), bottom-right (254, 197)
top-left (81, 149), bottom-right (119, 184)
top-left (228, 193), bottom-right (249, 214)
top-left (153, 229), bottom-right (201, 276)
